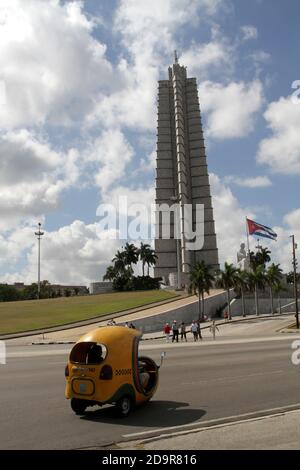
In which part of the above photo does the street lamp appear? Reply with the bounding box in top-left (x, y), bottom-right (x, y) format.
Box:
top-left (290, 235), bottom-right (299, 329)
top-left (35, 222), bottom-right (44, 300)
top-left (170, 195), bottom-right (181, 290)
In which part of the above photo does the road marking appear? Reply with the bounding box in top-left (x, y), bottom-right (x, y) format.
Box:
top-left (122, 402), bottom-right (300, 439)
top-left (181, 369), bottom-right (285, 385)
top-left (5, 333), bottom-right (300, 358)
top-left (6, 349), bottom-right (69, 358)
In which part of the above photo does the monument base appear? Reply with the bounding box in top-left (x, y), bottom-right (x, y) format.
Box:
top-left (168, 272), bottom-right (190, 289)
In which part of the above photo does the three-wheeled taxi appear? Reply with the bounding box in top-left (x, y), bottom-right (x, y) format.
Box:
top-left (65, 326), bottom-right (162, 416)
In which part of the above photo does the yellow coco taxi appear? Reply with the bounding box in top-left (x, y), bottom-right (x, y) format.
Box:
top-left (65, 326), bottom-right (165, 417)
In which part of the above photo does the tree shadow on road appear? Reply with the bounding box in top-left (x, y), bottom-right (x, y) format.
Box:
top-left (81, 400), bottom-right (206, 428)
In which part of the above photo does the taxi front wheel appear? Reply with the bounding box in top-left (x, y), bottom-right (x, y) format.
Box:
top-left (71, 398), bottom-right (87, 415)
top-left (116, 396), bottom-right (132, 417)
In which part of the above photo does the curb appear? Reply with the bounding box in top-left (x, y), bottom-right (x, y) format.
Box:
top-left (104, 403), bottom-right (300, 450)
top-left (31, 341), bottom-right (75, 345)
top-left (22, 312), bottom-right (298, 346)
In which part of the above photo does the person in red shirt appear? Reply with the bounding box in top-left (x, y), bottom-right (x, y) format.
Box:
top-left (163, 322), bottom-right (171, 342)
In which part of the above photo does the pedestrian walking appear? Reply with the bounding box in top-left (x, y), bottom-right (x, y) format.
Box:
top-left (180, 322), bottom-right (187, 342)
top-left (209, 320), bottom-right (219, 340)
top-left (171, 320), bottom-right (179, 343)
top-left (224, 311), bottom-right (229, 322)
top-left (191, 321), bottom-right (198, 341)
top-left (163, 322), bottom-right (171, 342)
top-left (196, 320), bottom-right (202, 340)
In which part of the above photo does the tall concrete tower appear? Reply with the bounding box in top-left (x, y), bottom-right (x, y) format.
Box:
top-left (154, 54), bottom-right (219, 285)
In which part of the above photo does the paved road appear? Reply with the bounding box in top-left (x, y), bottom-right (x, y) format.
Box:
top-left (1, 338), bottom-right (300, 449)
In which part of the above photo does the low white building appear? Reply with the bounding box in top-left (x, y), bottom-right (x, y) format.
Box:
top-left (90, 281), bottom-right (113, 294)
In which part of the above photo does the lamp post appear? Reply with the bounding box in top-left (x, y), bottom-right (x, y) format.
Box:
top-left (290, 235), bottom-right (299, 329)
top-left (35, 222), bottom-right (44, 300)
top-left (170, 195), bottom-right (181, 290)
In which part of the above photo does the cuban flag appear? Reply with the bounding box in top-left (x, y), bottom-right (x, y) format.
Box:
top-left (247, 218), bottom-right (277, 241)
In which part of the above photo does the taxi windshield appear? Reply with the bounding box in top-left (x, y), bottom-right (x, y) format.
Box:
top-left (70, 342), bottom-right (107, 364)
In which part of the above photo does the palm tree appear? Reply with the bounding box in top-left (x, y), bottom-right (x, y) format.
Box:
top-left (144, 248), bottom-right (158, 276)
top-left (112, 250), bottom-right (127, 274)
top-left (190, 261), bottom-right (215, 321)
top-left (247, 265), bottom-right (266, 316)
top-left (234, 270), bottom-right (249, 317)
top-left (123, 243), bottom-right (139, 272)
top-left (250, 247), bottom-right (271, 269)
top-left (258, 247), bottom-right (271, 267)
top-left (216, 263), bottom-right (239, 320)
top-left (139, 242), bottom-right (150, 277)
top-left (138, 242), bottom-right (158, 276)
top-left (103, 265), bottom-right (117, 281)
top-left (265, 264), bottom-right (283, 314)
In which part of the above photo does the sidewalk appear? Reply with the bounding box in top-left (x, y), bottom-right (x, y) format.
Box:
top-left (6, 312), bottom-right (298, 346)
top-left (113, 408), bottom-right (300, 450)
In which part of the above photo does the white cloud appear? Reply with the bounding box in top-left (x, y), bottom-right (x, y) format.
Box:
top-left (0, 220), bottom-right (121, 285)
top-left (101, 185), bottom-right (155, 227)
top-left (264, 209), bottom-right (300, 272)
top-left (257, 96), bottom-right (300, 174)
top-left (0, 130), bottom-right (79, 229)
top-left (180, 37), bottom-right (234, 78)
top-left (87, 0), bottom-right (225, 132)
top-left (114, 0), bottom-right (202, 37)
top-left (0, 0), bottom-right (279, 283)
top-left (0, 0), bottom-right (114, 128)
top-left (224, 175), bottom-right (272, 188)
top-left (250, 50), bottom-right (271, 63)
top-left (85, 129), bottom-right (134, 193)
top-left (210, 174), bottom-right (291, 271)
top-left (284, 209), bottom-right (300, 230)
top-left (240, 25), bottom-right (258, 41)
top-left (0, 226), bottom-right (35, 266)
top-left (210, 173), bottom-right (255, 266)
top-left (199, 80), bottom-right (264, 139)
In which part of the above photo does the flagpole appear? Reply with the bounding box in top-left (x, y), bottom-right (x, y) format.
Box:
top-left (246, 216), bottom-right (250, 255)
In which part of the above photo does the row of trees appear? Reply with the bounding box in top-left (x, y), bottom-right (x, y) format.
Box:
top-left (0, 281), bottom-right (81, 302)
top-left (104, 242), bottom-right (158, 291)
top-left (190, 249), bottom-right (284, 321)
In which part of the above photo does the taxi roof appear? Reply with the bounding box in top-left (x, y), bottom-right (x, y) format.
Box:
top-left (78, 325), bottom-right (142, 345)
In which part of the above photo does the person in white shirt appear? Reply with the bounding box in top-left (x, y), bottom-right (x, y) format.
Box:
top-left (191, 321), bottom-right (198, 341)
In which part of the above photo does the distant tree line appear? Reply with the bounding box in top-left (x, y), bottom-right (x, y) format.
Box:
top-left (0, 281), bottom-right (83, 302)
top-left (104, 242), bottom-right (160, 291)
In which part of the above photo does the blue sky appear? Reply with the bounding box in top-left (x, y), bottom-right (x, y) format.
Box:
top-left (0, 0), bottom-right (299, 285)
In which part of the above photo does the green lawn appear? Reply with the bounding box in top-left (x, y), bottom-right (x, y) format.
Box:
top-left (0, 290), bottom-right (178, 335)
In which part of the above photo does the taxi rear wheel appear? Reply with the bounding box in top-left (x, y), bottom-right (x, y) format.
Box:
top-left (116, 396), bottom-right (132, 417)
top-left (71, 398), bottom-right (87, 415)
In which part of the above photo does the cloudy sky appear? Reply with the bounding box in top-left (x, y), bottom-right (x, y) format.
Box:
top-left (0, 0), bottom-right (299, 286)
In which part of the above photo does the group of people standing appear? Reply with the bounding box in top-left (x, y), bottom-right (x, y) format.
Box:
top-left (163, 320), bottom-right (201, 343)
top-left (163, 319), bottom-right (219, 342)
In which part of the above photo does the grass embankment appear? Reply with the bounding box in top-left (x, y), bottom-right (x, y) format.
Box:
top-left (0, 290), bottom-right (178, 335)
